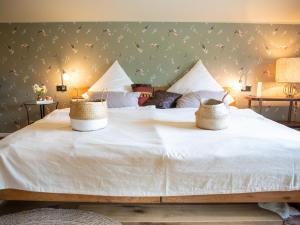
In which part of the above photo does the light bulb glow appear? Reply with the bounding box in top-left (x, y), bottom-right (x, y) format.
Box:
top-left (232, 80), bottom-right (243, 91)
top-left (62, 73), bottom-right (70, 81)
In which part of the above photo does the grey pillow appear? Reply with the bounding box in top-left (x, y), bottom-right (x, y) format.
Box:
top-left (176, 91), bottom-right (227, 108)
top-left (88, 91), bottom-right (140, 108)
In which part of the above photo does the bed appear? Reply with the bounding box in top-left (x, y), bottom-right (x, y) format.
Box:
top-left (0, 106), bottom-right (300, 203)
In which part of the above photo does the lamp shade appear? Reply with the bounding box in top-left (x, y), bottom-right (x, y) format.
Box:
top-left (276, 58), bottom-right (300, 83)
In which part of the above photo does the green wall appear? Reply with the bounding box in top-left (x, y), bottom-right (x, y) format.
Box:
top-left (0, 22), bottom-right (300, 132)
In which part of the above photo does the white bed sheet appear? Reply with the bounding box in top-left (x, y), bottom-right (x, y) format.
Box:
top-left (0, 107), bottom-right (300, 196)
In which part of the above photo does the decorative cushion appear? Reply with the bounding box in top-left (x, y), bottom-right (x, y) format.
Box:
top-left (88, 61), bottom-right (133, 92)
top-left (176, 91), bottom-right (231, 108)
top-left (144, 90), bottom-right (182, 109)
top-left (131, 84), bottom-right (153, 106)
top-left (167, 60), bottom-right (224, 94)
top-left (88, 91), bottom-right (139, 108)
top-left (0, 208), bottom-right (122, 225)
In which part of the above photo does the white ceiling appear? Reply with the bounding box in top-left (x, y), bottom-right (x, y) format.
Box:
top-left (0, 0), bottom-right (300, 23)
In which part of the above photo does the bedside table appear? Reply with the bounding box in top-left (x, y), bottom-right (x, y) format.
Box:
top-left (24, 101), bottom-right (59, 125)
top-left (246, 96), bottom-right (300, 128)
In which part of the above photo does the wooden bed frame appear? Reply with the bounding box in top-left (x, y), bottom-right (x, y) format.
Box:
top-left (1, 86), bottom-right (299, 203)
top-left (1, 189), bottom-right (300, 203)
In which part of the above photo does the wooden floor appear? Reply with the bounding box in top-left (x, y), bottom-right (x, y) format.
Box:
top-left (0, 202), bottom-right (283, 225)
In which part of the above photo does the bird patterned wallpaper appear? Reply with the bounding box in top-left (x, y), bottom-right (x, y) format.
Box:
top-left (0, 22), bottom-right (300, 133)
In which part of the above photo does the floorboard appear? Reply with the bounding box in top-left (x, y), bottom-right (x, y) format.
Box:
top-left (0, 202), bottom-right (283, 225)
top-left (80, 204), bottom-right (282, 225)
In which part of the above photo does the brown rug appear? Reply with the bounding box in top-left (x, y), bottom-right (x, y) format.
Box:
top-left (0, 208), bottom-right (122, 225)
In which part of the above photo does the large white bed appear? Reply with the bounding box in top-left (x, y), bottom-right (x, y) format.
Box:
top-left (1, 106), bottom-right (300, 199)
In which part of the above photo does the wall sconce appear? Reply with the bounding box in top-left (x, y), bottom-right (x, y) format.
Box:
top-left (56, 70), bottom-right (70, 92)
top-left (232, 80), bottom-right (243, 92)
top-left (231, 76), bottom-right (252, 92)
top-left (237, 74), bottom-right (252, 92)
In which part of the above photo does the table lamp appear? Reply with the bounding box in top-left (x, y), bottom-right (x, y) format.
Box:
top-left (276, 58), bottom-right (300, 98)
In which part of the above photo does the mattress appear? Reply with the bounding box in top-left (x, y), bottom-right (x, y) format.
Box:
top-left (0, 107), bottom-right (300, 196)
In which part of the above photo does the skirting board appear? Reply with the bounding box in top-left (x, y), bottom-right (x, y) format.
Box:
top-left (0, 133), bottom-right (10, 138)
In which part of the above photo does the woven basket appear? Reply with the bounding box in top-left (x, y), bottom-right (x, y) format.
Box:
top-left (195, 98), bottom-right (229, 130)
top-left (70, 100), bottom-right (107, 131)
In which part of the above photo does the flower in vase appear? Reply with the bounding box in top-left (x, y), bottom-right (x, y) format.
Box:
top-left (33, 83), bottom-right (48, 100)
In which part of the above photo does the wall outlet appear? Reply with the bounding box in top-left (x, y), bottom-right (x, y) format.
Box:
top-left (56, 85), bottom-right (67, 92)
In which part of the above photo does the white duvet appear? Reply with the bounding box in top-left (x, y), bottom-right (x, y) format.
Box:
top-left (0, 107), bottom-right (300, 196)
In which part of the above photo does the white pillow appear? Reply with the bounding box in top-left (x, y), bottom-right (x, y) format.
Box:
top-left (167, 60), bottom-right (223, 94)
top-left (88, 60), bottom-right (133, 92)
top-left (167, 60), bottom-right (234, 104)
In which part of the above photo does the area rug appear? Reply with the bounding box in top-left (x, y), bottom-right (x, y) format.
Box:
top-left (0, 208), bottom-right (122, 225)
